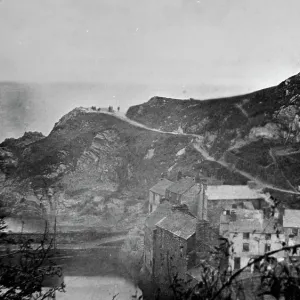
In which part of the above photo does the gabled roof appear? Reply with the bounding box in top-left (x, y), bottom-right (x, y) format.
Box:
top-left (166, 177), bottom-right (195, 195)
top-left (156, 210), bottom-right (197, 240)
top-left (145, 201), bottom-right (172, 229)
top-left (283, 209), bottom-right (300, 228)
top-left (206, 185), bottom-right (263, 200)
top-left (149, 178), bottom-right (174, 196)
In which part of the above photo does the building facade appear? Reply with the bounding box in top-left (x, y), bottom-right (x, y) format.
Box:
top-left (283, 209), bottom-right (300, 256)
top-left (153, 208), bottom-right (197, 292)
top-left (149, 178), bottom-right (174, 213)
top-left (144, 200), bottom-right (172, 275)
top-left (220, 209), bottom-right (285, 271)
top-left (200, 183), bottom-right (268, 227)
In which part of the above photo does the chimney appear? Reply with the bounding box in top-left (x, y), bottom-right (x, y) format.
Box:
top-left (196, 220), bottom-right (210, 258)
top-left (247, 181), bottom-right (257, 189)
top-left (177, 171), bottom-right (183, 181)
top-left (194, 172), bottom-right (201, 184)
top-left (197, 183), bottom-right (207, 221)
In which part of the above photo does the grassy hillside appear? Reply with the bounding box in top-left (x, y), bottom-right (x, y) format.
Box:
top-left (127, 72), bottom-right (300, 190)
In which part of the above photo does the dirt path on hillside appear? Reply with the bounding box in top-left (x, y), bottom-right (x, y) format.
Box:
top-left (235, 103), bottom-right (249, 119)
top-left (98, 110), bottom-right (300, 195)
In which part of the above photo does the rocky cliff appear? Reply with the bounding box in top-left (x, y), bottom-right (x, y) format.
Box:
top-left (0, 108), bottom-right (200, 231)
top-left (2, 73), bottom-right (300, 232)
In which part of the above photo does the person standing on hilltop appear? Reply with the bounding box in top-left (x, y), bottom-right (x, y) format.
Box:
top-left (117, 106), bottom-right (120, 112)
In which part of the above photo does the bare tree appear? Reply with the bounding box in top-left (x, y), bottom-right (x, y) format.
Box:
top-left (0, 218), bottom-right (65, 300)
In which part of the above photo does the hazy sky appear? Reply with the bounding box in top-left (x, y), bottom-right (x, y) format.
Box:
top-left (1, 0), bottom-right (300, 140)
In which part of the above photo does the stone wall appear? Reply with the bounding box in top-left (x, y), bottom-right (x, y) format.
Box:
top-left (153, 227), bottom-right (189, 293)
top-left (149, 191), bottom-right (161, 213)
top-left (144, 226), bottom-right (154, 274)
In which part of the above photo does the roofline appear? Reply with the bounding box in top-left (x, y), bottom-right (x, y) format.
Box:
top-left (166, 183), bottom-right (196, 195)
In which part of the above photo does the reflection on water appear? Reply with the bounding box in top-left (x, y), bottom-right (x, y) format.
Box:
top-left (57, 276), bottom-right (142, 300)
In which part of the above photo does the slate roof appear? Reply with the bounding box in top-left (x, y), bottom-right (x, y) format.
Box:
top-left (145, 201), bottom-right (172, 229)
top-left (149, 178), bottom-right (174, 196)
top-left (167, 177), bottom-right (195, 195)
top-left (156, 210), bottom-right (197, 240)
top-left (283, 209), bottom-right (300, 228)
top-left (228, 209), bottom-right (280, 234)
top-left (206, 185), bottom-right (263, 200)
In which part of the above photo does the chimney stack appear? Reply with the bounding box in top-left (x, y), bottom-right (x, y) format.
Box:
top-left (196, 220), bottom-right (210, 257)
top-left (177, 171), bottom-right (183, 181)
top-left (196, 183), bottom-right (207, 221)
top-left (247, 181), bottom-right (257, 189)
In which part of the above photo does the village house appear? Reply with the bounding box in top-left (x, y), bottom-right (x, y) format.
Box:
top-left (283, 209), bottom-right (300, 256)
top-left (165, 177), bottom-right (200, 211)
top-left (144, 200), bottom-right (172, 275)
top-left (164, 175), bottom-right (222, 216)
top-left (220, 208), bottom-right (285, 271)
top-left (153, 206), bottom-right (198, 292)
top-left (149, 178), bottom-right (174, 213)
top-left (151, 189), bottom-right (223, 295)
top-left (200, 183), bottom-right (268, 226)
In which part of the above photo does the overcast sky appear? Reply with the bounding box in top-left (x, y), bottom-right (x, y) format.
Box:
top-left (1, 0), bottom-right (300, 140)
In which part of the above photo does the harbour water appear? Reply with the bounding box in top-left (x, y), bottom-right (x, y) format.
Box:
top-left (57, 276), bottom-right (142, 300)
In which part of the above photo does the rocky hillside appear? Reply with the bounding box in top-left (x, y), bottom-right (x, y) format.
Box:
top-left (127, 72), bottom-right (300, 194)
top-left (2, 72), bottom-right (300, 232)
top-left (0, 108), bottom-right (210, 231)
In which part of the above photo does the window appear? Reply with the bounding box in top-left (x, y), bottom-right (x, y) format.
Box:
top-left (234, 257), bottom-right (241, 270)
top-left (243, 243), bottom-right (250, 252)
top-left (243, 232), bottom-right (250, 239)
top-left (265, 244), bottom-right (271, 252)
top-left (149, 204), bottom-right (153, 213)
top-left (292, 228), bottom-right (298, 236)
top-left (265, 233), bottom-right (271, 240)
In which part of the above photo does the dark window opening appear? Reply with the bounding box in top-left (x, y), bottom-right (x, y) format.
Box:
top-left (265, 233), bottom-right (271, 240)
top-left (243, 243), bottom-right (250, 252)
top-left (243, 232), bottom-right (250, 239)
top-left (265, 244), bottom-right (271, 252)
top-left (234, 257), bottom-right (241, 270)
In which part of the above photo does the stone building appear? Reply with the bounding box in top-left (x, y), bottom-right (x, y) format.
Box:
top-left (200, 183), bottom-right (267, 226)
top-left (151, 190), bottom-right (224, 295)
top-left (220, 209), bottom-right (285, 271)
top-left (144, 200), bottom-right (172, 275)
top-left (283, 209), bottom-right (300, 256)
top-left (165, 177), bottom-right (197, 205)
top-left (153, 206), bottom-right (197, 292)
top-left (148, 178), bottom-right (174, 213)
top-left (164, 176), bottom-right (219, 215)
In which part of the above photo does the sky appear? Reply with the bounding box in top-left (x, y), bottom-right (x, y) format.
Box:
top-left (1, 0), bottom-right (300, 141)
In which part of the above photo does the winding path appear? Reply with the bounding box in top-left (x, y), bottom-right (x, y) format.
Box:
top-left (96, 109), bottom-right (300, 195)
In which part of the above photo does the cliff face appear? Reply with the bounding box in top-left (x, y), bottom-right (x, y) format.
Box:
top-left (0, 108), bottom-right (197, 231)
